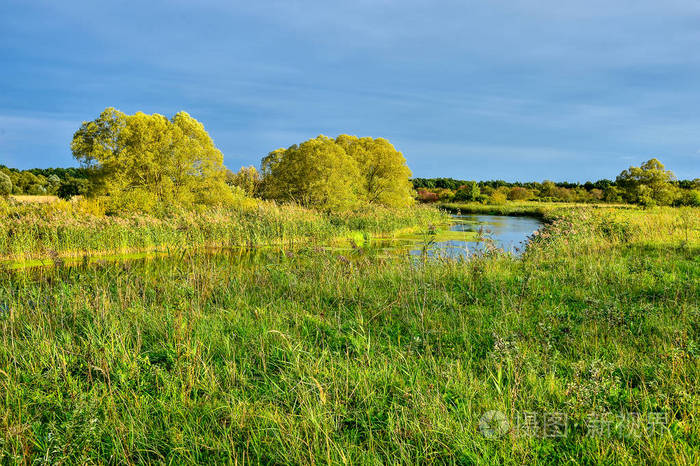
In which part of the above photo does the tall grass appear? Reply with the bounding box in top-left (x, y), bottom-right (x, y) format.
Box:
top-left (440, 200), bottom-right (633, 219)
top-left (0, 198), bottom-right (446, 264)
top-left (0, 205), bottom-right (698, 463)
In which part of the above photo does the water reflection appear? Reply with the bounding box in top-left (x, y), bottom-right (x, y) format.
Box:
top-left (3, 215), bottom-right (544, 276)
top-left (406, 214), bottom-right (543, 258)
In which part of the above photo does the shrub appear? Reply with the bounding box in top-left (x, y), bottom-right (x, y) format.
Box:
top-left (453, 182), bottom-right (480, 202)
top-left (27, 184), bottom-right (47, 195)
top-left (507, 186), bottom-right (532, 201)
top-left (416, 189), bottom-right (439, 203)
top-left (675, 189), bottom-right (700, 207)
top-left (488, 191), bottom-right (508, 205)
top-left (57, 178), bottom-right (89, 200)
top-left (0, 172), bottom-right (11, 196)
top-left (603, 186), bottom-right (622, 203)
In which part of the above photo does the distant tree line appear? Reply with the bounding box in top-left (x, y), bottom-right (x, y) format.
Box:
top-left (412, 177), bottom-right (614, 191)
top-left (2, 107), bottom-right (698, 210)
top-left (0, 164), bottom-right (91, 198)
top-left (412, 159), bottom-right (700, 207)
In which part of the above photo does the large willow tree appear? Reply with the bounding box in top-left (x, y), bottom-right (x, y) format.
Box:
top-left (335, 135), bottom-right (414, 207)
top-left (71, 107), bottom-right (233, 210)
top-left (261, 135), bottom-right (360, 211)
top-left (261, 134), bottom-right (414, 210)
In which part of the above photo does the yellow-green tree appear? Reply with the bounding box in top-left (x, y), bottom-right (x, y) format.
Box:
top-left (616, 158), bottom-right (677, 206)
top-left (507, 186), bottom-right (532, 201)
top-left (539, 180), bottom-right (557, 198)
top-left (227, 165), bottom-right (261, 196)
top-left (335, 135), bottom-right (414, 207)
top-left (260, 134), bottom-right (414, 211)
top-left (71, 107), bottom-right (233, 211)
top-left (0, 172), bottom-right (11, 196)
top-left (261, 135), bottom-right (360, 211)
top-left (451, 182), bottom-right (480, 202)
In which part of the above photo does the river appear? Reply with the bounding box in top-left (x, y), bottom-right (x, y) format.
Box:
top-left (399, 214), bottom-right (543, 258)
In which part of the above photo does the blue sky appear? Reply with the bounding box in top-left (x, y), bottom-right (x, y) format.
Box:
top-left (1, 0), bottom-right (699, 181)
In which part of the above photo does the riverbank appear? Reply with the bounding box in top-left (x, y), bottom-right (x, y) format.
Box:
top-left (440, 202), bottom-right (700, 249)
top-left (438, 200), bottom-right (633, 219)
top-left (0, 198), bottom-right (447, 266)
top-left (1, 205), bottom-right (698, 463)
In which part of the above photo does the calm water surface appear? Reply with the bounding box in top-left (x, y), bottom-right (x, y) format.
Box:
top-left (6, 215), bottom-right (544, 274)
top-left (405, 214), bottom-right (543, 258)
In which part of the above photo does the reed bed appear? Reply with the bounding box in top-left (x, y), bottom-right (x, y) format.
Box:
top-left (0, 197), bottom-right (446, 264)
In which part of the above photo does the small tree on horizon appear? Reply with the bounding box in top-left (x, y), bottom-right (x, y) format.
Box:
top-left (227, 166), bottom-right (261, 197)
top-left (0, 172), bottom-right (12, 196)
top-left (453, 181), bottom-right (480, 202)
top-left (616, 158), bottom-right (677, 206)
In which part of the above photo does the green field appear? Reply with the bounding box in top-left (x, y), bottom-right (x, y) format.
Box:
top-left (1, 203), bottom-right (698, 463)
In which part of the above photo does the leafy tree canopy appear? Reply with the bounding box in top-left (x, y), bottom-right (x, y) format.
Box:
top-left (261, 135), bottom-right (414, 210)
top-left (0, 172), bottom-right (12, 196)
top-left (227, 166), bottom-right (261, 197)
top-left (453, 181), bottom-right (480, 202)
top-left (71, 107), bottom-right (233, 211)
top-left (335, 135), bottom-right (414, 207)
top-left (616, 158), bottom-right (677, 205)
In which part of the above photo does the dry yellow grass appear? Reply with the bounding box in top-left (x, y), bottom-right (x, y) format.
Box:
top-left (11, 195), bottom-right (59, 204)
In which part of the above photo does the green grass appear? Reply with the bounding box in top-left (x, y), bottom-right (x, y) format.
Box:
top-left (439, 200), bottom-right (633, 219)
top-left (0, 198), bottom-right (446, 266)
top-left (0, 204), bottom-right (698, 463)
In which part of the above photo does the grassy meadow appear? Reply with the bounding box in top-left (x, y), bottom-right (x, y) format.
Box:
top-left (0, 201), bottom-right (698, 463)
